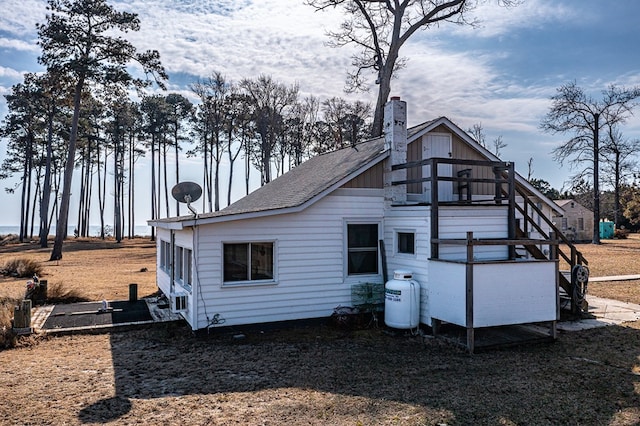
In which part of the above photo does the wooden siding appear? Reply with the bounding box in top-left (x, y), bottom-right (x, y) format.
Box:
top-left (437, 206), bottom-right (509, 261)
top-left (383, 204), bottom-right (512, 326)
top-left (188, 193), bottom-right (384, 330)
top-left (383, 205), bottom-right (432, 324)
top-left (341, 161), bottom-right (384, 188)
top-left (406, 125), bottom-right (495, 197)
top-left (451, 133), bottom-right (494, 196)
top-left (430, 260), bottom-right (557, 327)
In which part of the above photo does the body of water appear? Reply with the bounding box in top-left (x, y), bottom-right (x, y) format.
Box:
top-left (0, 225), bottom-right (152, 237)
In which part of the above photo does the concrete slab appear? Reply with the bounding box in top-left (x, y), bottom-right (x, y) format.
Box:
top-left (32, 297), bottom-right (183, 334)
top-left (557, 295), bottom-right (640, 332)
top-left (589, 275), bottom-right (640, 282)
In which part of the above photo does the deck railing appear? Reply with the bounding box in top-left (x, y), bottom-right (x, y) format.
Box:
top-left (391, 157), bottom-right (588, 313)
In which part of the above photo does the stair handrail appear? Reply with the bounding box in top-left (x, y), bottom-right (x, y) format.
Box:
top-left (515, 188), bottom-right (588, 268)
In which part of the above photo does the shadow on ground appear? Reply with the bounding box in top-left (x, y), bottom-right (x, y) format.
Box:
top-left (77, 321), bottom-right (640, 425)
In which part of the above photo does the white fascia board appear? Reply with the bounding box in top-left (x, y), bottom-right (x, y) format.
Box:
top-left (147, 220), bottom-right (185, 230)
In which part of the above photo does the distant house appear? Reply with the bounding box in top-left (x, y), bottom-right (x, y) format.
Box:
top-left (149, 97), bottom-right (586, 352)
top-left (553, 199), bottom-right (593, 242)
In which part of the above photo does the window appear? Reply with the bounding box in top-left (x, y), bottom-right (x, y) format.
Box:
top-left (223, 242), bottom-right (274, 283)
top-left (397, 232), bottom-right (415, 255)
top-left (160, 240), bottom-right (171, 271)
top-left (176, 246), bottom-right (184, 281)
top-left (347, 223), bottom-right (379, 275)
top-left (161, 241), bottom-right (193, 288)
top-left (185, 248), bottom-right (193, 286)
top-left (577, 217), bottom-right (584, 231)
top-left (561, 218), bottom-right (568, 231)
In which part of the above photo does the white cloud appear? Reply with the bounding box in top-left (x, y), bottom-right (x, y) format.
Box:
top-left (453, 0), bottom-right (580, 38)
top-left (0, 66), bottom-right (25, 80)
top-left (116, 0), bottom-right (356, 100)
top-left (0, 0), bottom-right (46, 36)
top-left (0, 37), bottom-right (40, 53)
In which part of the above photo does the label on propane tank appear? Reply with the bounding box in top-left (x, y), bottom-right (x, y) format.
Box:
top-left (385, 288), bottom-right (401, 302)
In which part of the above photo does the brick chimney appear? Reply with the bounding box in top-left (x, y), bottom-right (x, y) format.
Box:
top-left (383, 96), bottom-right (407, 205)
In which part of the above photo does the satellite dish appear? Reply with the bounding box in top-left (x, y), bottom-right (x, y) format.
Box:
top-left (171, 181), bottom-right (202, 216)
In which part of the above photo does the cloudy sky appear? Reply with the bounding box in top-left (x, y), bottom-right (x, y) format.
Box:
top-left (1, 0), bottom-right (640, 227)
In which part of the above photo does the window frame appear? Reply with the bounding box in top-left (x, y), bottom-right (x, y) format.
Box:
top-left (395, 229), bottom-right (416, 256)
top-left (176, 245), bottom-right (184, 282)
top-left (160, 240), bottom-right (171, 272)
top-left (344, 220), bottom-right (382, 278)
top-left (222, 241), bottom-right (276, 286)
top-left (171, 244), bottom-right (193, 292)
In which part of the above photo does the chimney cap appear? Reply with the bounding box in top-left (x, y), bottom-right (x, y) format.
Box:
top-left (390, 96), bottom-right (401, 101)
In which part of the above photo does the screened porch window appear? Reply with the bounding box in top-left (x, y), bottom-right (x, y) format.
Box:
top-left (160, 240), bottom-right (171, 272)
top-left (223, 242), bottom-right (274, 283)
top-left (347, 223), bottom-right (379, 275)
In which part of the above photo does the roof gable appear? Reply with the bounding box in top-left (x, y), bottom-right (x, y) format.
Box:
top-left (150, 115), bottom-right (563, 227)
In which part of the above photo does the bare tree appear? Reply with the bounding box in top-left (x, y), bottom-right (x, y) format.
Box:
top-left (467, 123), bottom-right (486, 148)
top-left (307, 0), bottom-right (519, 136)
top-left (491, 135), bottom-right (506, 157)
top-left (540, 81), bottom-right (640, 244)
top-left (240, 75), bottom-right (298, 185)
top-left (600, 123), bottom-right (640, 228)
top-left (526, 157), bottom-right (534, 180)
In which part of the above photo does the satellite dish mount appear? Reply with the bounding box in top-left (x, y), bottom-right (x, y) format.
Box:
top-left (171, 182), bottom-right (203, 217)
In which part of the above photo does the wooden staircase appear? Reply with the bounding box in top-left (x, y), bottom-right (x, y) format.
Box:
top-left (514, 189), bottom-right (589, 313)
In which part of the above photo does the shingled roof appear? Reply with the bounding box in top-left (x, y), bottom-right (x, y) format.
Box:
top-left (152, 133), bottom-right (391, 224)
top-left (215, 136), bottom-right (387, 216)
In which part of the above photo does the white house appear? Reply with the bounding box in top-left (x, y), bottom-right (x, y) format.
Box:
top-left (149, 98), bottom-right (587, 352)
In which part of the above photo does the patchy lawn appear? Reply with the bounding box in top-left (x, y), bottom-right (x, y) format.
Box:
top-left (0, 235), bottom-right (638, 425)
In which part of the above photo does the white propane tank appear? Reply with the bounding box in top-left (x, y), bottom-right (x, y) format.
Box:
top-left (384, 270), bottom-right (420, 329)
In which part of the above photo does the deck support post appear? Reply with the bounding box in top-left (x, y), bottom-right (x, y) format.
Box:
top-left (466, 231), bottom-right (475, 353)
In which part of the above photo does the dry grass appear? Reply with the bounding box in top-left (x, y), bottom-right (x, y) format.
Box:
top-left (0, 235), bottom-right (638, 425)
top-left (0, 257), bottom-right (43, 278)
top-left (0, 237), bottom-right (157, 302)
top-left (0, 296), bottom-right (18, 349)
top-left (567, 233), bottom-right (640, 277)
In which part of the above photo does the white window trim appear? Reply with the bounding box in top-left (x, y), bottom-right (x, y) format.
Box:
top-left (343, 219), bottom-right (383, 281)
top-left (172, 244), bottom-right (193, 293)
top-left (160, 240), bottom-right (171, 274)
top-left (395, 228), bottom-right (417, 258)
top-left (221, 240), bottom-right (278, 287)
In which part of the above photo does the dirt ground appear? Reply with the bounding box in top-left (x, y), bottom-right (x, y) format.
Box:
top-left (0, 236), bottom-right (639, 425)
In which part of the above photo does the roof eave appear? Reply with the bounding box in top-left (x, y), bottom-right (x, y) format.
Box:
top-left (149, 150), bottom-right (390, 228)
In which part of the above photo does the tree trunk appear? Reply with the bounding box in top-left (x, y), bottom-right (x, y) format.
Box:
top-left (163, 141), bottom-right (169, 217)
top-left (51, 77), bottom-right (84, 261)
top-left (174, 129), bottom-right (180, 216)
top-left (150, 134), bottom-right (156, 241)
top-left (592, 113), bottom-right (600, 244)
top-left (40, 114), bottom-right (55, 247)
top-left (371, 65), bottom-right (393, 137)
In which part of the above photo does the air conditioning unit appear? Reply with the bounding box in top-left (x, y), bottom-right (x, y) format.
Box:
top-left (170, 292), bottom-right (188, 313)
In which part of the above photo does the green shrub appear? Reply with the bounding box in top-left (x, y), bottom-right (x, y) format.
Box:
top-left (1, 258), bottom-right (43, 278)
